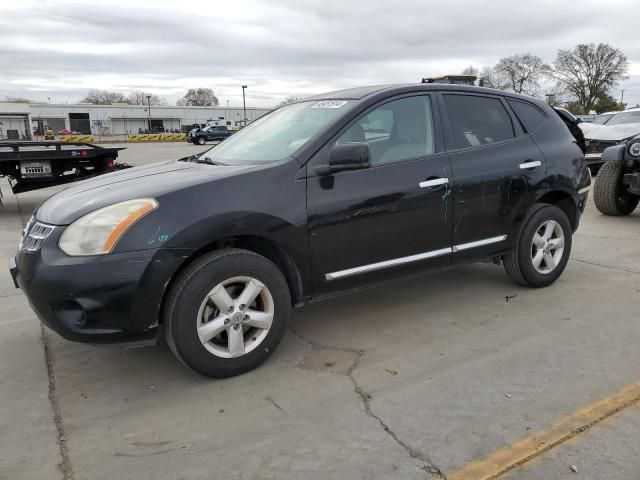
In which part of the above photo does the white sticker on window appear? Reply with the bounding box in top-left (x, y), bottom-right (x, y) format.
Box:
top-left (311, 100), bottom-right (348, 109)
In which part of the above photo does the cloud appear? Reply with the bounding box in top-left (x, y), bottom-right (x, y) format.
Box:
top-left (1, 0), bottom-right (638, 106)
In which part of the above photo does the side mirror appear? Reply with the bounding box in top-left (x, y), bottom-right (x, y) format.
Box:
top-left (314, 143), bottom-right (371, 175)
top-left (576, 118), bottom-right (583, 124)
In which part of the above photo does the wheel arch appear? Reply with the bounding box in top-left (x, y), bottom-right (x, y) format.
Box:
top-left (535, 190), bottom-right (579, 232)
top-left (158, 234), bottom-right (305, 324)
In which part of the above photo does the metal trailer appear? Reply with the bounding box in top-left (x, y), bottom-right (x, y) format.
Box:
top-left (0, 141), bottom-right (129, 195)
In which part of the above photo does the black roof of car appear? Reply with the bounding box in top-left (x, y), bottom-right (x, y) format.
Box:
top-left (308, 83), bottom-right (549, 108)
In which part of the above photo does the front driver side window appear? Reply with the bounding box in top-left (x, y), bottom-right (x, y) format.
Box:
top-left (336, 95), bottom-right (435, 166)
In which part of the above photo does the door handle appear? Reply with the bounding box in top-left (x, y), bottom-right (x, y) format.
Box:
top-left (419, 177), bottom-right (449, 188)
top-left (519, 160), bottom-right (542, 170)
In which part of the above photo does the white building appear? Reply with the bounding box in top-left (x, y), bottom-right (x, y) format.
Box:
top-left (0, 103), bottom-right (32, 140)
top-left (0, 102), bottom-right (272, 139)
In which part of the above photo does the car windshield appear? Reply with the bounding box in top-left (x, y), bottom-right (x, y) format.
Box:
top-left (593, 113), bottom-right (614, 125)
top-left (606, 111), bottom-right (640, 126)
top-left (199, 100), bottom-right (352, 164)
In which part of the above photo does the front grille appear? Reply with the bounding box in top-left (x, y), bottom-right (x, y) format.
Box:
top-left (20, 221), bottom-right (55, 252)
top-left (586, 140), bottom-right (618, 154)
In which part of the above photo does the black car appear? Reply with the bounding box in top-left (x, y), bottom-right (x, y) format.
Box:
top-left (593, 135), bottom-right (640, 215)
top-left (11, 84), bottom-right (590, 378)
top-left (187, 125), bottom-right (233, 145)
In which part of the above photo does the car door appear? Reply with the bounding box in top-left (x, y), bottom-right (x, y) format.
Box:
top-left (307, 94), bottom-right (453, 295)
top-left (438, 92), bottom-right (547, 263)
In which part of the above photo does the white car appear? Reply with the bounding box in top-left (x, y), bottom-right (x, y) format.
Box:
top-left (579, 111), bottom-right (618, 135)
top-left (584, 108), bottom-right (640, 167)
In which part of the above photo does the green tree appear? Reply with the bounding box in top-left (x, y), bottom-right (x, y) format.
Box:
top-left (593, 93), bottom-right (624, 113)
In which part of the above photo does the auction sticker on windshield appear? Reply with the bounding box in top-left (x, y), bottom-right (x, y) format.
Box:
top-left (311, 100), bottom-right (348, 109)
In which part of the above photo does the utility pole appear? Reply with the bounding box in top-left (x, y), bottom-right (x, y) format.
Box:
top-left (146, 95), bottom-right (152, 132)
top-left (620, 90), bottom-right (625, 108)
top-left (242, 85), bottom-right (247, 126)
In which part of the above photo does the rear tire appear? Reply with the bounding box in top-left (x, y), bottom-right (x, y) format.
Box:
top-left (164, 249), bottom-right (290, 378)
top-left (503, 204), bottom-right (572, 288)
top-left (593, 160), bottom-right (639, 216)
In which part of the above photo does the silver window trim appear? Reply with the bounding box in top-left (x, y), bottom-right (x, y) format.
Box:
top-left (325, 235), bottom-right (507, 281)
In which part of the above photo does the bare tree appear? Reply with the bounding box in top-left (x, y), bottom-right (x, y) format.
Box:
top-left (543, 83), bottom-right (571, 107)
top-left (493, 53), bottom-right (550, 95)
top-left (81, 90), bottom-right (128, 105)
top-left (277, 95), bottom-right (304, 108)
top-left (127, 91), bottom-right (167, 105)
top-left (1, 96), bottom-right (32, 103)
top-left (550, 43), bottom-right (628, 113)
top-left (479, 66), bottom-right (507, 90)
top-left (461, 65), bottom-right (479, 77)
top-left (177, 88), bottom-right (219, 107)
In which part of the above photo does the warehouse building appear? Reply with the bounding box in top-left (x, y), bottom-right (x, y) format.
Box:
top-left (0, 102), bottom-right (272, 139)
top-left (0, 103), bottom-right (32, 140)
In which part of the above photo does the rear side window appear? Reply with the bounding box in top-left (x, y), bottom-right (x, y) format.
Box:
top-left (508, 100), bottom-right (547, 132)
top-left (443, 94), bottom-right (515, 149)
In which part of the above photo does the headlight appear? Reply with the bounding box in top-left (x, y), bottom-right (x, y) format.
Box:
top-left (59, 198), bottom-right (158, 256)
top-left (628, 140), bottom-right (640, 158)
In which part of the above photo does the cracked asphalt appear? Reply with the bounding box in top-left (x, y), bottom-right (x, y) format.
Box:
top-left (1, 143), bottom-right (640, 480)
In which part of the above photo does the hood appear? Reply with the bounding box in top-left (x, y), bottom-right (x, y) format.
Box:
top-left (36, 159), bottom-right (253, 225)
top-left (584, 123), bottom-right (640, 141)
top-left (578, 122), bottom-right (598, 134)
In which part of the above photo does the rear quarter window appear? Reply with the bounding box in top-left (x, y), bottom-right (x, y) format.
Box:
top-left (443, 94), bottom-right (515, 150)
top-left (507, 100), bottom-right (547, 132)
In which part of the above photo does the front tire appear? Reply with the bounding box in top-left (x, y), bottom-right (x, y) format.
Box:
top-left (164, 249), bottom-right (290, 378)
top-left (503, 204), bottom-right (572, 288)
top-left (593, 160), bottom-right (639, 216)
top-left (196, 136), bottom-right (206, 145)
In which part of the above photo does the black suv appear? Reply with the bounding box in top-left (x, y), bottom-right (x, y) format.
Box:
top-left (11, 84), bottom-right (590, 377)
top-left (187, 125), bottom-right (233, 145)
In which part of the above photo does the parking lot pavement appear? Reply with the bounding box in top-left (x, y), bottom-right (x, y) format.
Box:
top-left (504, 407), bottom-right (640, 480)
top-left (0, 183), bottom-right (61, 480)
top-left (1, 143), bottom-right (639, 479)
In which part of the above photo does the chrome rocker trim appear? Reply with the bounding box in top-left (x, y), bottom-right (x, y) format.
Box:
top-left (325, 235), bottom-right (507, 280)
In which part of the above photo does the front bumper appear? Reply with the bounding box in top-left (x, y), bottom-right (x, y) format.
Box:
top-left (11, 227), bottom-right (191, 344)
top-left (584, 153), bottom-right (602, 165)
top-left (623, 171), bottom-right (640, 196)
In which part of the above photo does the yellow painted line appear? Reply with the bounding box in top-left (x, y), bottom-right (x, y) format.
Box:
top-left (448, 381), bottom-right (640, 480)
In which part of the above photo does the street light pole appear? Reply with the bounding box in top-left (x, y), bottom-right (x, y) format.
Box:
top-left (146, 95), bottom-right (152, 132)
top-left (241, 85), bottom-right (247, 126)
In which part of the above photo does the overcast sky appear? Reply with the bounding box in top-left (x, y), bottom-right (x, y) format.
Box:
top-left (1, 0), bottom-right (639, 108)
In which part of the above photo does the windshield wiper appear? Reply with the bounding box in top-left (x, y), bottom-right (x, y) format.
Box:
top-left (196, 157), bottom-right (228, 166)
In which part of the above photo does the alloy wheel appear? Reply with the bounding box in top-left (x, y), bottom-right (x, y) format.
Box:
top-left (196, 276), bottom-right (274, 358)
top-left (530, 220), bottom-right (565, 274)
